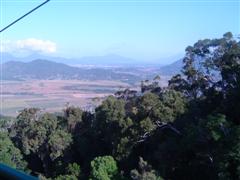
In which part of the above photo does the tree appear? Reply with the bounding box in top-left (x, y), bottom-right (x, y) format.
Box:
top-left (63, 106), bottom-right (83, 132)
top-left (10, 109), bottom-right (72, 177)
top-left (138, 90), bottom-right (185, 124)
top-left (218, 127), bottom-right (240, 179)
top-left (53, 163), bottom-right (81, 180)
top-left (48, 129), bottom-right (72, 160)
top-left (169, 32), bottom-right (240, 121)
top-left (0, 115), bottom-right (14, 131)
top-left (90, 156), bottom-right (119, 180)
top-left (0, 132), bottom-right (27, 171)
top-left (95, 96), bottom-right (132, 157)
top-left (130, 157), bottom-right (163, 180)
top-left (115, 89), bottom-right (138, 100)
top-left (140, 78), bottom-right (162, 94)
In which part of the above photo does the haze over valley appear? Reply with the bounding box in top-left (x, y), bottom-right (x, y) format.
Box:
top-left (0, 54), bottom-right (181, 116)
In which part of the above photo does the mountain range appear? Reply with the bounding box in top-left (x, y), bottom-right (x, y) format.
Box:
top-left (1, 53), bottom-right (162, 66)
top-left (1, 60), bottom-right (144, 83)
top-left (1, 52), bottom-right (182, 66)
top-left (0, 53), bottom-right (183, 83)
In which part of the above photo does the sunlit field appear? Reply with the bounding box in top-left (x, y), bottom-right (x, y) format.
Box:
top-left (2, 79), bottom-right (134, 116)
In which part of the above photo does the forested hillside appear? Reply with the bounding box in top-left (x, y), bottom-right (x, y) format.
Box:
top-left (0, 32), bottom-right (239, 180)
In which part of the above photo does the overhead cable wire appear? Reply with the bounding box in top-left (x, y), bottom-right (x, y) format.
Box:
top-left (0, 0), bottom-right (51, 33)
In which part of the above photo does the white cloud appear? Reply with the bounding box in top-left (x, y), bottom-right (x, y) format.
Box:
top-left (1, 38), bottom-right (57, 54)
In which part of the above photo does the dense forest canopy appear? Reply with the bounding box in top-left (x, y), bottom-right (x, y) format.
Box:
top-left (0, 32), bottom-right (240, 180)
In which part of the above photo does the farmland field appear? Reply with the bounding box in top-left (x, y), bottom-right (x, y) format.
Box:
top-left (1, 80), bottom-right (135, 116)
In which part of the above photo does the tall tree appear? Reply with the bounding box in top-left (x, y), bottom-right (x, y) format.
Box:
top-left (90, 156), bottom-right (119, 180)
top-left (0, 132), bottom-right (27, 171)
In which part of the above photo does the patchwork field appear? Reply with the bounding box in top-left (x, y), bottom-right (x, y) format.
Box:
top-left (0, 80), bottom-right (134, 117)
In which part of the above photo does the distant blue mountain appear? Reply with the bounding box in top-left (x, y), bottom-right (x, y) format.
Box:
top-left (1, 52), bottom-right (183, 66)
top-left (1, 53), bottom-right (143, 66)
top-left (159, 59), bottom-right (183, 75)
top-left (1, 53), bottom-right (185, 79)
top-left (1, 59), bottom-right (142, 83)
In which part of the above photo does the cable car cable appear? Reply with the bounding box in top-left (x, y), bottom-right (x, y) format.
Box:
top-left (0, 0), bottom-right (51, 33)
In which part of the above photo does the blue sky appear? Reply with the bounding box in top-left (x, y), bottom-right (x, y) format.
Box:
top-left (1, 0), bottom-right (240, 63)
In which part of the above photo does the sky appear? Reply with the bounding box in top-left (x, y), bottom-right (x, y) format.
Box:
top-left (0, 0), bottom-right (240, 63)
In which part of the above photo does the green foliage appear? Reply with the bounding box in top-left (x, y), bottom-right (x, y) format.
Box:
top-left (0, 115), bottom-right (15, 131)
top-left (205, 114), bottom-right (228, 141)
top-left (66, 163), bottom-right (81, 177)
top-left (130, 157), bottom-right (163, 180)
top-left (160, 89), bottom-right (186, 119)
top-left (48, 129), bottom-right (72, 160)
top-left (96, 96), bottom-right (126, 125)
top-left (139, 117), bottom-right (155, 133)
top-left (138, 92), bottom-right (162, 120)
top-left (218, 127), bottom-right (240, 179)
top-left (90, 156), bottom-right (119, 180)
top-left (0, 132), bottom-right (27, 170)
top-left (95, 96), bottom-right (134, 159)
top-left (54, 174), bottom-right (78, 180)
top-left (63, 106), bottom-right (83, 132)
top-left (10, 109), bottom-right (72, 176)
top-left (52, 163), bottom-right (81, 180)
top-left (138, 90), bottom-right (185, 124)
